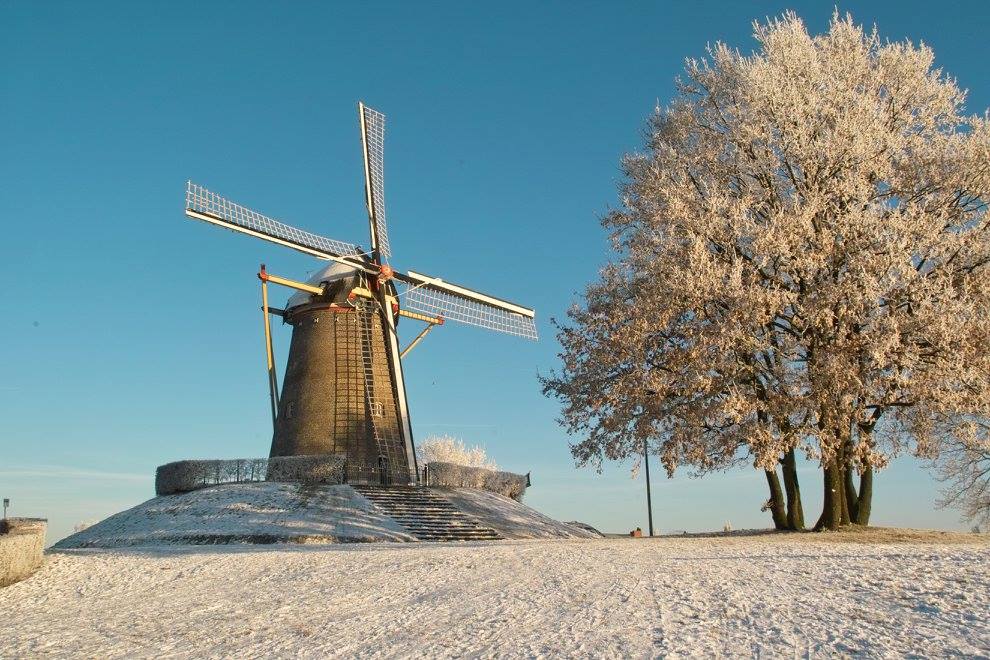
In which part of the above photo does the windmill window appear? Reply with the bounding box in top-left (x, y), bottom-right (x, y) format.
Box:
top-left (284, 401), bottom-right (295, 419)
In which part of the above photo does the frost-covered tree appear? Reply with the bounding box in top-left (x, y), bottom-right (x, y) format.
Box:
top-left (935, 421), bottom-right (990, 527)
top-left (417, 435), bottom-right (498, 470)
top-left (542, 12), bottom-right (990, 530)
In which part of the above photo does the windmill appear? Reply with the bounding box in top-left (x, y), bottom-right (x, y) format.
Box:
top-left (183, 102), bottom-right (537, 486)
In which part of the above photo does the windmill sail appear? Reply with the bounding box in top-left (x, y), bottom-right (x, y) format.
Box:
top-left (400, 271), bottom-right (538, 340)
top-left (185, 181), bottom-right (361, 261)
top-left (360, 104), bottom-right (391, 259)
top-left (181, 100), bottom-right (538, 486)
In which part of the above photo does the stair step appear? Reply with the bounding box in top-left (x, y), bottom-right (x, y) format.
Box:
top-left (416, 536), bottom-right (498, 541)
top-left (353, 485), bottom-right (503, 542)
top-left (398, 523), bottom-right (482, 527)
top-left (403, 531), bottom-right (492, 536)
top-left (413, 531), bottom-right (501, 536)
top-left (413, 532), bottom-right (495, 537)
top-left (394, 519), bottom-right (481, 524)
top-left (398, 525), bottom-right (489, 532)
top-left (392, 514), bottom-right (474, 520)
top-left (364, 501), bottom-right (453, 506)
top-left (395, 520), bottom-right (476, 524)
top-left (375, 506), bottom-right (457, 510)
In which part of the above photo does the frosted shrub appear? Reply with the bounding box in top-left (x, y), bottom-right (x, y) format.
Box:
top-left (417, 436), bottom-right (528, 501)
top-left (417, 435), bottom-right (498, 470)
top-left (155, 456), bottom-right (345, 495)
top-left (483, 469), bottom-right (528, 501)
top-left (424, 462), bottom-right (529, 501)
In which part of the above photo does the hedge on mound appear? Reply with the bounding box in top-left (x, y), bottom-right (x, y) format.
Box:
top-left (156, 456), bottom-right (345, 495)
top-left (424, 462), bottom-right (529, 501)
top-left (155, 456), bottom-right (529, 501)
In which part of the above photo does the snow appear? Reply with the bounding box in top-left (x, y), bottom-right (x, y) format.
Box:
top-left (5, 536), bottom-right (988, 657)
top-left (54, 483), bottom-right (416, 547)
top-left (443, 488), bottom-right (595, 539)
top-left (53, 483), bottom-right (594, 548)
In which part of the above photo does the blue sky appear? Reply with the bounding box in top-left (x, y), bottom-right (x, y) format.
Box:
top-left (2, 1), bottom-right (988, 543)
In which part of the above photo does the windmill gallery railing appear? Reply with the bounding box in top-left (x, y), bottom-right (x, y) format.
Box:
top-left (155, 456), bottom-right (529, 500)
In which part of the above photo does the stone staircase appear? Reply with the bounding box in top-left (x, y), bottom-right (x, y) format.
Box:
top-left (352, 485), bottom-right (503, 541)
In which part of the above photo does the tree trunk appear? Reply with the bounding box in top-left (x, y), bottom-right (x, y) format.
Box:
top-left (839, 467), bottom-right (852, 526)
top-left (836, 438), bottom-right (852, 526)
top-left (764, 469), bottom-right (788, 530)
top-left (843, 462), bottom-right (859, 523)
top-left (814, 459), bottom-right (844, 531)
top-left (856, 465), bottom-right (873, 526)
top-left (781, 448), bottom-right (805, 530)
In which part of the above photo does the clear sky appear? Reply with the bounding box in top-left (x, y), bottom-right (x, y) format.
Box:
top-left (2, 1), bottom-right (988, 544)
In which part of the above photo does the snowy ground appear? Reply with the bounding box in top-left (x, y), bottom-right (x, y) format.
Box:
top-left (4, 536), bottom-right (988, 657)
top-left (54, 483), bottom-right (415, 547)
top-left (54, 483), bottom-right (591, 548)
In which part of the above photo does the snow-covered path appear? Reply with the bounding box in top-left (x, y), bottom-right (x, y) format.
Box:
top-left (3, 537), bottom-right (988, 657)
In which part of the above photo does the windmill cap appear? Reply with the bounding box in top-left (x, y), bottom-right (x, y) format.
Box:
top-left (285, 262), bottom-right (363, 309)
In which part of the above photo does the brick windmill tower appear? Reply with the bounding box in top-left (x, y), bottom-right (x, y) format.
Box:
top-left (183, 103), bottom-right (537, 485)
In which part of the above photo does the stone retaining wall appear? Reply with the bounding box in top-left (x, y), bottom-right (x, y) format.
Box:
top-left (156, 456), bottom-right (346, 495)
top-left (424, 462), bottom-right (529, 501)
top-left (1, 518), bottom-right (46, 588)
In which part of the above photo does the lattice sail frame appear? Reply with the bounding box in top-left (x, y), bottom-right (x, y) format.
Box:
top-left (185, 104), bottom-right (539, 342)
top-left (361, 105), bottom-right (391, 259)
top-left (401, 282), bottom-right (538, 340)
top-left (185, 182), bottom-right (361, 259)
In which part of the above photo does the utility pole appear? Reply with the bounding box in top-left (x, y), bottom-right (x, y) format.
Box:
top-left (642, 388), bottom-right (659, 537)
top-left (643, 438), bottom-right (654, 536)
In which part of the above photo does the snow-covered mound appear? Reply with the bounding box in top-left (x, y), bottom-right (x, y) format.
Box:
top-left (443, 488), bottom-right (596, 539)
top-left (54, 482), bottom-right (594, 548)
top-left (55, 483), bottom-right (415, 547)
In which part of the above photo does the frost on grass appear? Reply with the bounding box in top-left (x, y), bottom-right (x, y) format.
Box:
top-left (53, 482), bottom-right (593, 548)
top-left (441, 488), bottom-right (597, 539)
top-left (4, 537), bottom-right (987, 657)
top-left (54, 482), bottom-right (416, 547)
